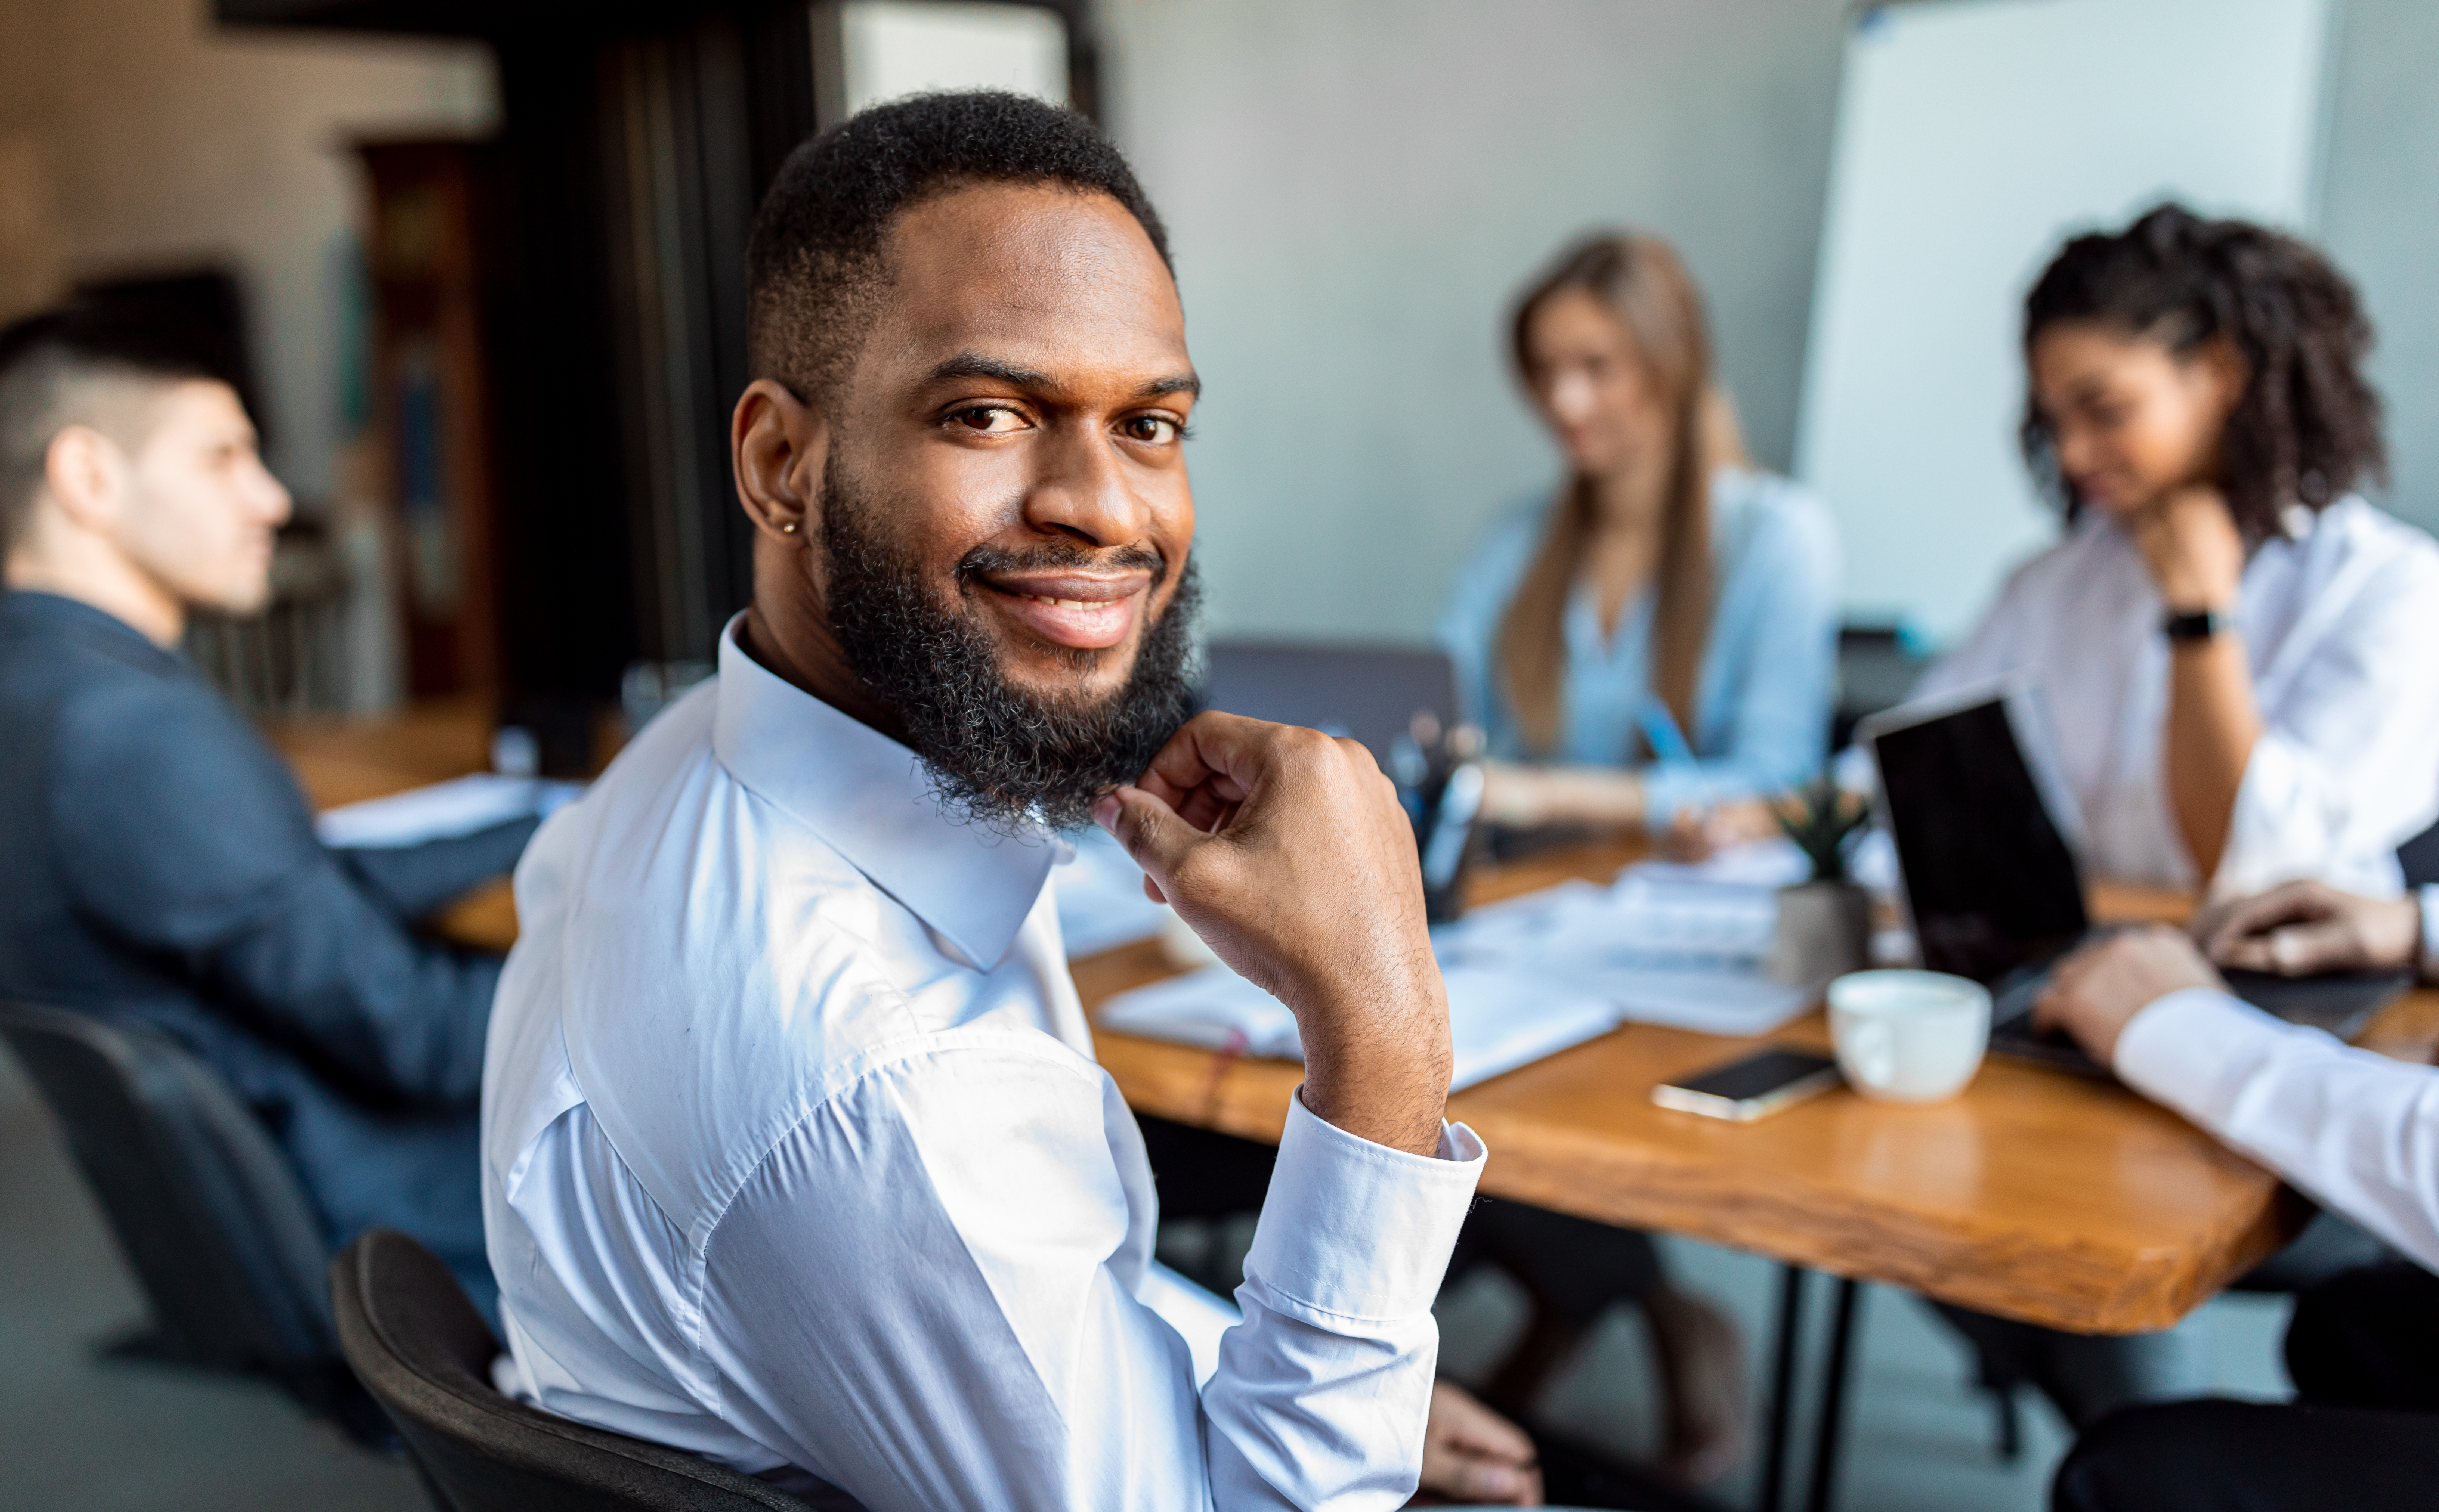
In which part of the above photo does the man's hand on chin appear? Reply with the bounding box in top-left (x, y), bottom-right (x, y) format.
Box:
top-left (2034, 925), bottom-right (2227, 1066)
top-left (1417, 1381), bottom-right (1542, 1506)
top-left (1094, 711), bottom-right (1453, 1156)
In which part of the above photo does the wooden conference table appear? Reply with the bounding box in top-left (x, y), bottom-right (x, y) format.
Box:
top-left (272, 704), bottom-right (2439, 1509)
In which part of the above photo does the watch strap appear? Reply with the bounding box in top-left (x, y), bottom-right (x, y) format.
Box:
top-left (2161, 608), bottom-right (2232, 642)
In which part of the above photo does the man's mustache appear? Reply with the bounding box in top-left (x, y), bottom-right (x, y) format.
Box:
top-left (953, 540), bottom-right (1170, 591)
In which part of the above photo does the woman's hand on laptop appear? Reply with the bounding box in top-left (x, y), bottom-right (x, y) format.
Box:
top-left (2193, 880), bottom-right (2421, 977)
top-left (1093, 712), bottom-right (1453, 1156)
top-left (2034, 926), bottom-right (2226, 1066)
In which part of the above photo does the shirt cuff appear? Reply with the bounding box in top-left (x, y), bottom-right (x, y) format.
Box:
top-left (2111, 986), bottom-right (2297, 1130)
top-left (1240, 1088), bottom-right (1486, 1323)
top-left (2420, 886), bottom-right (2439, 983)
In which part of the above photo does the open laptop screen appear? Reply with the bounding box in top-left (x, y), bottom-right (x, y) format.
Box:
top-left (1201, 641), bottom-right (1457, 767)
top-left (1867, 693), bottom-right (2089, 986)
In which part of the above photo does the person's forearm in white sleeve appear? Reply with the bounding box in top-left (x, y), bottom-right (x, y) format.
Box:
top-left (2115, 988), bottom-right (2439, 1270)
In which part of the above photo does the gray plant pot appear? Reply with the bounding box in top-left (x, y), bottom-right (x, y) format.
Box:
top-left (1767, 879), bottom-right (1873, 987)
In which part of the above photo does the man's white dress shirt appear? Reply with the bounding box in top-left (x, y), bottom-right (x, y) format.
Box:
top-left (1918, 497), bottom-right (2439, 897)
top-left (480, 619), bottom-right (1487, 1511)
top-left (2117, 947), bottom-right (2439, 1274)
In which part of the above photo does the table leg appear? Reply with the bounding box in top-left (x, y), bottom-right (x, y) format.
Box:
top-left (1759, 1264), bottom-right (1807, 1512)
top-left (1803, 1278), bottom-right (1865, 1512)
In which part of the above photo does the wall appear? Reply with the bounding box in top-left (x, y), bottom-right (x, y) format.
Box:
top-left (1101, 0), bottom-right (1851, 644)
top-left (1104, 0), bottom-right (2439, 649)
top-left (0, 0), bottom-right (493, 503)
top-left (2319, 0), bottom-right (2439, 540)
top-left (1796, 0), bottom-right (2333, 644)
top-left (9, 1), bottom-right (2426, 648)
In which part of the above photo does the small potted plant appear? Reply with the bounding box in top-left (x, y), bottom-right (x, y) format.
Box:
top-left (1766, 775), bottom-right (1874, 986)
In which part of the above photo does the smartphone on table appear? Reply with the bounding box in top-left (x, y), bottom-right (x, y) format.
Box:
top-left (1651, 1047), bottom-right (1842, 1122)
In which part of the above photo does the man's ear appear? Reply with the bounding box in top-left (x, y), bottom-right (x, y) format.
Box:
top-left (733, 379), bottom-right (827, 546)
top-left (41, 424), bottom-right (128, 533)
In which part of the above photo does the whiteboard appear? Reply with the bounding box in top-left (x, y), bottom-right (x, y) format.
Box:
top-left (842, 2), bottom-right (1070, 115)
top-left (1793, 0), bottom-right (2336, 645)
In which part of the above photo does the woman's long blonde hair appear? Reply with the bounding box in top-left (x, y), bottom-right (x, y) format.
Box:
top-left (1497, 232), bottom-right (1744, 757)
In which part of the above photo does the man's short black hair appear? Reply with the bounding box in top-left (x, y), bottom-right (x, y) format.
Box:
top-left (746, 90), bottom-right (1172, 410)
top-left (0, 300), bottom-right (227, 551)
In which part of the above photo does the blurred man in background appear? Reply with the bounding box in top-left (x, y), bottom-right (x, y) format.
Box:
top-left (0, 301), bottom-right (529, 1313)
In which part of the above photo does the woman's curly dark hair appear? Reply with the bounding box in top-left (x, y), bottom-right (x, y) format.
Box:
top-left (2021, 202), bottom-right (2384, 540)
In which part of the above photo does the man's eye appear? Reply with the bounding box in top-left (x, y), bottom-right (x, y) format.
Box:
top-left (950, 406), bottom-right (1026, 434)
top-left (1119, 415), bottom-right (1179, 444)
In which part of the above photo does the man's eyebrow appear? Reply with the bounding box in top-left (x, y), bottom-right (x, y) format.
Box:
top-left (924, 353), bottom-right (1056, 390)
top-left (921, 352), bottom-right (1202, 402)
top-left (1137, 373), bottom-right (1202, 400)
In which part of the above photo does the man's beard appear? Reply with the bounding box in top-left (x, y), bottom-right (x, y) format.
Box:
top-left (818, 461), bottom-right (1202, 834)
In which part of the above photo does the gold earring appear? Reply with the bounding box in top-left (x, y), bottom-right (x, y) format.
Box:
top-left (779, 520), bottom-right (799, 535)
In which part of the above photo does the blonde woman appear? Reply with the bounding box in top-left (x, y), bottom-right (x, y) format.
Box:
top-left (1426, 232), bottom-right (1841, 1482)
top-left (1440, 232), bottom-right (1840, 837)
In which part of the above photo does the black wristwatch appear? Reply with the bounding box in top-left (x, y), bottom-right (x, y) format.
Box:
top-left (2161, 608), bottom-right (2232, 642)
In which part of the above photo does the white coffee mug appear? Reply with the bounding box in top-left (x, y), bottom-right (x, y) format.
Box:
top-left (1826, 969), bottom-right (1990, 1104)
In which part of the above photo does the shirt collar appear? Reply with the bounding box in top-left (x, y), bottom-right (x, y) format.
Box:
top-left (1, 589), bottom-right (187, 674)
top-left (709, 614), bottom-right (1057, 970)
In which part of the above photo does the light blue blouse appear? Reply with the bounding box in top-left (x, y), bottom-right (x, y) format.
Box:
top-left (1435, 466), bottom-right (1842, 821)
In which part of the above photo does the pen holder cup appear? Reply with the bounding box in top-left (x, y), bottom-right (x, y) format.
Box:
top-left (1766, 879), bottom-right (1872, 986)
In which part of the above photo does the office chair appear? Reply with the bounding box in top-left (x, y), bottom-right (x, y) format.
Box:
top-left (2399, 816), bottom-right (2439, 889)
top-left (0, 998), bottom-right (387, 1442)
top-left (332, 1228), bottom-right (816, 1512)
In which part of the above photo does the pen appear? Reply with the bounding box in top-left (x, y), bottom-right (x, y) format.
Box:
top-left (1637, 695), bottom-right (1717, 817)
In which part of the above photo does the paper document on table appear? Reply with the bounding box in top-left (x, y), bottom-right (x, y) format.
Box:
top-left (1597, 969), bottom-right (1814, 1035)
top-left (1434, 876), bottom-right (1812, 1035)
top-left (1100, 867), bottom-right (1817, 1075)
top-left (316, 773), bottom-right (582, 849)
top-left (1451, 877), bottom-right (1779, 965)
top-left (1624, 836), bottom-right (1811, 888)
top-left (1096, 962), bottom-right (1622, 1092)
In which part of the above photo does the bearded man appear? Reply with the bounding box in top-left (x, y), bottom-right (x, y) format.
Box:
top-left (480, 92), bottom-right (1542, 1508)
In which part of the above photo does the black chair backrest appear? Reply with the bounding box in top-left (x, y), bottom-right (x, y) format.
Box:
top-left (0, 1000), bottom-right (339, 1389)
top-left (2400, 815), bottom-right (2439, 889)
top-left (332, 1228), bottom-right (815, 1512)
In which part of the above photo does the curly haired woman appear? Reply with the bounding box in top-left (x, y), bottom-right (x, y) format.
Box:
top-left (1922, 204), bottom-right (2439, 1431)
top-left (1917, 203), bottom-right (2439, 903)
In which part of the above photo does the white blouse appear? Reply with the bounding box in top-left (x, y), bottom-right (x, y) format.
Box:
top-left (1917, 497), bottom-right (2439, 896)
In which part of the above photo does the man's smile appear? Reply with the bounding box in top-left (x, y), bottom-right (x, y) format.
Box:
top-left (973, 568), bottom-right (1151, 650)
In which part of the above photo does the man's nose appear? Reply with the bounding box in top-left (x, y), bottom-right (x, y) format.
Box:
top-left (254, 462), bottom-right (294, 525)
top-left (1022, 419), bottom-right (1158, 547)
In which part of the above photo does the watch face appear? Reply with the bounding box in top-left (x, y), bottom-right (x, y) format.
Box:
top-left (2163, 610), bottom-right (2226, 641)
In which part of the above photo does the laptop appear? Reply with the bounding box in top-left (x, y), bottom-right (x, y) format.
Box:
top-left (1200, 640), bottom-right (1459, 767)
top-left (1858, 681), bottom-right (2410, 1078)
top-left (1200, 640), bottom-right (1481, 918)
